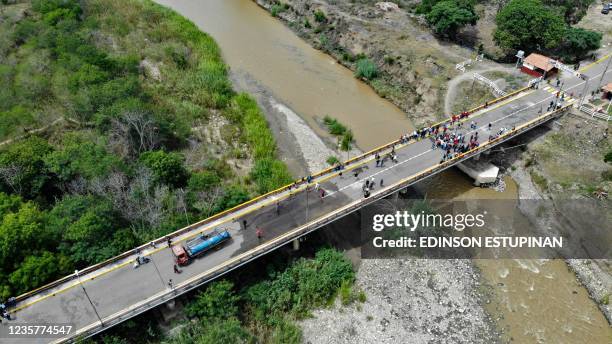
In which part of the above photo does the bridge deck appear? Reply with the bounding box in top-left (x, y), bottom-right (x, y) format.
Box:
top-left (4, 56), bottom-right (610, 343)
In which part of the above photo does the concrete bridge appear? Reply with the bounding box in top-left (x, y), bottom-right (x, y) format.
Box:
top-left (2, 56), bottom-right (610, 343)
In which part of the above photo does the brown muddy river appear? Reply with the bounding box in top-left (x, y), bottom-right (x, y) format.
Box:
top-left (156, 0), bottom-right (610, 342)
top-left (155, 0), bottom-right (413, 151)
top-left (426, 171), bottom-right (611, 343)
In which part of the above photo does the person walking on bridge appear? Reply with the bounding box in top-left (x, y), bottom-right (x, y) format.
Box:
top-left (256, 227), bottom-right (264, 241)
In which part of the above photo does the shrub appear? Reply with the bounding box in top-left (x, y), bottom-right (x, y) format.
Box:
top-left (355, 58), bottom-right (378, 79)
top-left (314, 10), bottom-right (327, 23)
top-left (604, 150), bottom-right (612, 164)
top-left (326, 156), bottom-right (340, 165)
top-left (139, 150), bottom-right (189, 188)
top-left (186, 280), bottom-right (240, 320)
top-left (243, 248), bottom-right (354, 319)
top-left (271, 4), bottom-right (287, 17)
top-left (339, 280), bottom-right (353, 305)
top-left (530, 170), bottom-right (548, 191)
top-left (323, 115), bottom-right (348, 136)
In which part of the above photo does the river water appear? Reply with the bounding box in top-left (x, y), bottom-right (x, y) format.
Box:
top-left (425, 171), bottom-right (611, 343)
top-left (155, 0), bottom-right (413, 151)
top-left (156, 0), bottom-right (610, 342)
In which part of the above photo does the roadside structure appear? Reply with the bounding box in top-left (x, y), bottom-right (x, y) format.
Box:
top-left (521, 53), bottom-right (557, 78)
top-left (601, 82), bottom-right (612, 99)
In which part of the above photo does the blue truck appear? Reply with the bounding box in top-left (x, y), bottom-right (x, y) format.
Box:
top-left (172, 229), bottom-right (231, 266)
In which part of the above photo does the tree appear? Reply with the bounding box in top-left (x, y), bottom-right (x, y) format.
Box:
top-left (44, 133), bottom-right (122, 186)
top-left (0, 137), bottom-right (54, 199)
top-left (109, 111), bottom-right (159, 158)
top-left (340, 130), bottom-right (353, 160)
top-left (562, 27), bottom-right (601, 61)
top-left (0, 192), bottom-right (22, 217)
top-left (0, 201), bottom-right (50, 273)
top-left (426, 1), bottom-right (478, 38)
top-left (140, 150), bottom-right (189, 188)
top-left (8, 251), bottom-right (72, 295)
top-left (543, 0), bottom-right (595, 24)
top-left (48, 195), bottom-right (124, 264)
top-left (494, 0), bottom-right (566, 53)
top-left (213, 185), bottom-right (250, 214)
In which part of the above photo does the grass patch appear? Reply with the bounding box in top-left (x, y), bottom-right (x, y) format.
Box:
top-left (271, 3), bottom-right (289, 17)
top-left (451, 80), bottom-right (495, 113)
top-left (355, 58), bottom-right (378, 80)
top-left (530, 170), bottom-right (548, 191)
top-left (323, 115), bottom-right (348, 135)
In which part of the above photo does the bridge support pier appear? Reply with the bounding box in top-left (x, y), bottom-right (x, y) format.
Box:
top-left (457, 159), bottom-right (499, 186)
top-left (156, 299), bottom-right (183, 324)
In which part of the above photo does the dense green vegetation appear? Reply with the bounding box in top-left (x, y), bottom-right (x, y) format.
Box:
top-left (494, 0), bottom-right (601, 61)
top-left (0, 0), bottom-right (291, 299)
top-left (418, 0), bottom-right (478, 38)
top-left (425, 0), bottom-right (478, 38)
top-left (416, 0), bottom-right (478, 38)
top-left (164, 248), bottom-right (356, 344)
top-left (415, 0), bottom-right (600, 61)
top-left (543, 0), bottom-right (595, 24)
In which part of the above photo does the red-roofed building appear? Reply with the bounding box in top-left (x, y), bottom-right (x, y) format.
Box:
top-left (521, 53), bottom-right (557, 78)
top-left (602, 83), bottom-right (612, 100)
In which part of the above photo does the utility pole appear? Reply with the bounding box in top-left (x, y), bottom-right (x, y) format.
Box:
top-left (305, 184), bottom-right (309, 222)
top-left (596, 55), bottom-right (611, 91)
top-left (579, 75), bottom-right (590, 106)
top-left (148, 255), bottom-right (166, 288)
top-left (75, 270), bottom-right (103, 327)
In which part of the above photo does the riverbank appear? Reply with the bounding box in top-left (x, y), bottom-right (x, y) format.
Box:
top-left (228, 70), bottom-right (362, 177)
top-left (253, 0), bottom-right (468, 127)
top-left (497, 112), bottom-right (612, 324)
top-left (300, 258), bottom-right (499, 343)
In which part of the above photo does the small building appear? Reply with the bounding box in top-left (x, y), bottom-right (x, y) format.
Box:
top-left (601, 83), bottom-right (612, 100)
top-left (521, 53), bottom-right (557, 78)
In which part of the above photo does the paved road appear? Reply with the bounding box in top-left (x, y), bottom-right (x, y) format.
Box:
top-left (2, 56), bottom-right (610, 343)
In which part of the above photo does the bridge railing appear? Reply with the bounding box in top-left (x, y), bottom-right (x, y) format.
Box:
top-left (59, 102), bottom-right (571, 343)
top-left (12, 84), bottom-right (535, 307)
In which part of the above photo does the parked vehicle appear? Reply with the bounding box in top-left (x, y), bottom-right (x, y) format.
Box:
top-left (173, 229), bottom-right (231, 266)
top-left (602, 4), bottom-right (609, 14)
top-left (132, 255), bottom-right (150, 269)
